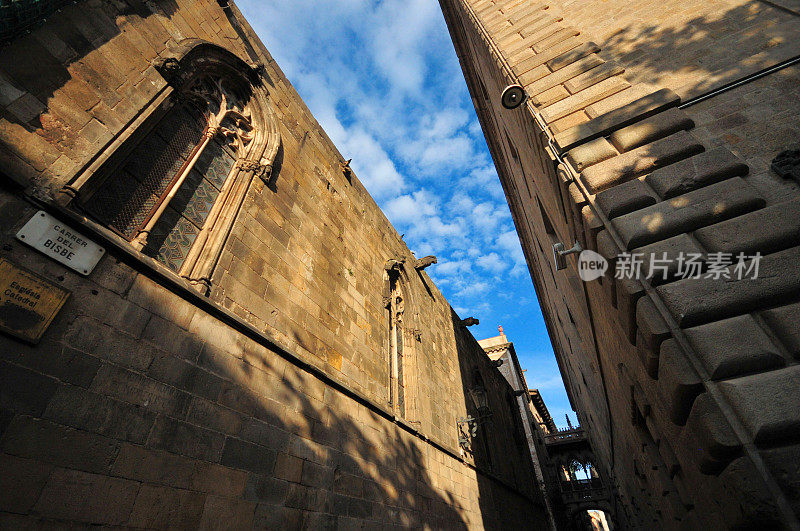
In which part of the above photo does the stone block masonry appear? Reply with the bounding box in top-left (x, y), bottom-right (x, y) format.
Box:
top-left (440, 0), bottom-right (800, 528)
top-left (0, 0), bottom-right (548, 528)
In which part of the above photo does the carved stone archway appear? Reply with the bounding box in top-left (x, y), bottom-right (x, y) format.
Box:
top-left (60, 40), bottom-right (281, 295)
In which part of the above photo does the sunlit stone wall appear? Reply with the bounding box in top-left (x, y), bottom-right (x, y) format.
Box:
top-left (0, 0), bottom-right (549, 527)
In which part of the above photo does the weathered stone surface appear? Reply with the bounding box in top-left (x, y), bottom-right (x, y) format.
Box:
top-left (273, 451), bottom-right (304, 483)
top-left (645, 147), bottom-right (749, 199)
top-left (682, 393), bottom-right (741, 473)
top-left (717, 455), bottom-right (783, 528)
top-left (761, 302), bottom-right (800, 358)
top-left (505, 17), bottom-right (566, 56)
top-left (0, 361), bottom-right (59, 417)
top-left (512, 36), bottom-right (584, 77)
top-left (581, 131), bottom-right (704, 193)
top-left (635, 297), bottom-right (671, 376)
top-left (658, 246), bottom-right (800, 327)
top-left (556, 87), bottom-right (680, 150)
top-left (684, 315), bottom-right (785, 380)
top-left (148, 417), bottom-right (225, 462)
top-left (608, 108), bottom-right (694, 153)
top-left (581, 204), bottom-right (604, 251)
top-left (127, 485), bottom-right (205, 529)
top-left (658, 340), bottom-right (703, 425)
top-left (596, 178), bottom-right (658, 219)
top-left (584, 84), bottom-right (662, 118)
top-left (546, 41), bottom-right (601, 71)
top-left (0, 454), bottom-right (52, 513)
top-left (616, 276), bottom-right (645, 343)
top-left (530, 84), bottom-right (570, 107)
top-left (550, 109), bottom-right (590, 133)
top-left (533, 27), bottom-right (580, 53)
top-left (694, 198), bottom-right (800, 255)
top-left (44, 385), bottom-right (156, 444)
top-left (719, 366), bottom-right (800, 444)
top-left (612, 177), bottom-right (765, 249)
top-left (2, 416), bottom-right (120, 474)
top-left (33, 468), bottom-right (140, 525)
top-left (541, 75), bottom-right (630, 123)
top-left (565, 137), bottom-right (617, 172)
top-left (564, 62), bottom-right (625, 95)
top-left (760, 444), bottom-right (800, 517)
top-left (198, 495), bottom-right (256, 530)
top-left (525, 54), bottom-right (604, 97)
top-left (632, 233), bottom-right (705, 286)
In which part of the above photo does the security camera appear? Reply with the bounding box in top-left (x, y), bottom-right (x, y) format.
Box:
top-left (501, 84), bottom-right (526, 109)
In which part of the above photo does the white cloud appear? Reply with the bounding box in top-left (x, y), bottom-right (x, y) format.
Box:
top-left (498, 230), bottom-right (526, 265)
top-left (236, 1), bottom-right (568, 412)
top-left (384, 190), bottom-right (437, 224)
top-left (368, 0), bottom-right (440, 94)
top-left (436, 259), bottom-right (472, 277)
top-left (342, 128), bottom-right (406, 200)
top-left (456, 281), bottom-right (489, 298)
top-left (476, 252), bottom-right (506, 273)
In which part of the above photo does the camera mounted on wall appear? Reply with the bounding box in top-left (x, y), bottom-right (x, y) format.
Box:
top-left (501, 84), bottom-right (527, 109)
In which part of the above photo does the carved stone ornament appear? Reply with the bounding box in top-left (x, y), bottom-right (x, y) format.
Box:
top-left (772, 150), bottom-right (800, 183)
top-left (186, 76), bottom-right (255, 155)
top-left (414, 256), bottom-right (437, 270)
top-left (155, 57), bottom-right (182, 84)
top-left (237, 159), bottom-right (271, 181)
top-left (340, 159), bottom-right (353, 178)
top-left (384, 258), bottom-right (404, 272)
top-left (460, 317), bottom-right (480, 326)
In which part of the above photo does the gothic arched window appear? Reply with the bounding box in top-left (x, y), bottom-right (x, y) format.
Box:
top-left (84, 76), bottom-right (252, 273)
top-left (60, 42), bottom-right (281, 294)
top-left (388, 271), bottom-right (406, 417)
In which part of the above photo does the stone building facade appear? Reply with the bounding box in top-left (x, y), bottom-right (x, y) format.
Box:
top-left (480, 328), bottom-right (613, 529)
top-left (439, 0), bottom-right (800, 528)
top-left (0, 1), bottom-right (549, 528)
top-left (478, 327), bottom-right (558, 529)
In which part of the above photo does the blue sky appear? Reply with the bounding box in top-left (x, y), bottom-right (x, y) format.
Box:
top-left (238, 1), bottom-right (575, 429)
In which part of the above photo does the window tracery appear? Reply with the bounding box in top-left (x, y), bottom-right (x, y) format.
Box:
top-left (63, 41), bottom-right (281, 294)
top-left (389, 274), bottom-right (406, 417)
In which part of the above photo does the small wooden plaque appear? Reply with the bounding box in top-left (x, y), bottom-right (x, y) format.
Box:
top-left (0, 257), bottom-right (70, 344)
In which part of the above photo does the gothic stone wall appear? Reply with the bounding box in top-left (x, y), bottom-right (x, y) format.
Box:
top-left (441, 0), bottom-right (800, 528)
top-left (0, 0), bottom-right (547, 527)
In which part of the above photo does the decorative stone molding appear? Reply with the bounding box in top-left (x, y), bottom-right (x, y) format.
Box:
top-left (772, 150), bottom-right (800, 183)
top-left (155, 57), bottom-right (182, 84)
top-left (414, 256), bottom-right (438, 270)
top-left (60, 39), bottom-right (281, 297)
top-left (237, 159), bottom-right (272, 182)
top-left (384, 258), bottom-right (404, 271)
top-left (339, 158), bottom-right (353, 180)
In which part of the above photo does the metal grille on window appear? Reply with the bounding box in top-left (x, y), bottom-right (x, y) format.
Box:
top-left (146, 141), bottom-right (235, 272)
top-left (85, 103), bottom-right (236, 272)
top-left (85, 105), bottom-right (205, 240)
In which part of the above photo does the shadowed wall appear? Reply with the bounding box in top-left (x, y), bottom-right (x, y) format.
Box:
top-left (0, 0), bottom-right (549, 527)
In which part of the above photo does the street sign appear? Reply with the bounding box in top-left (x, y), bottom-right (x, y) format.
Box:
top-left (16, 210), bottom-right (105, 275)
top-left (0, 257), bottom-right (70, 343)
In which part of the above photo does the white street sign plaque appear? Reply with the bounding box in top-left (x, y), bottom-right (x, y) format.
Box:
top-left (16, 211), bottom-right (106, 276)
